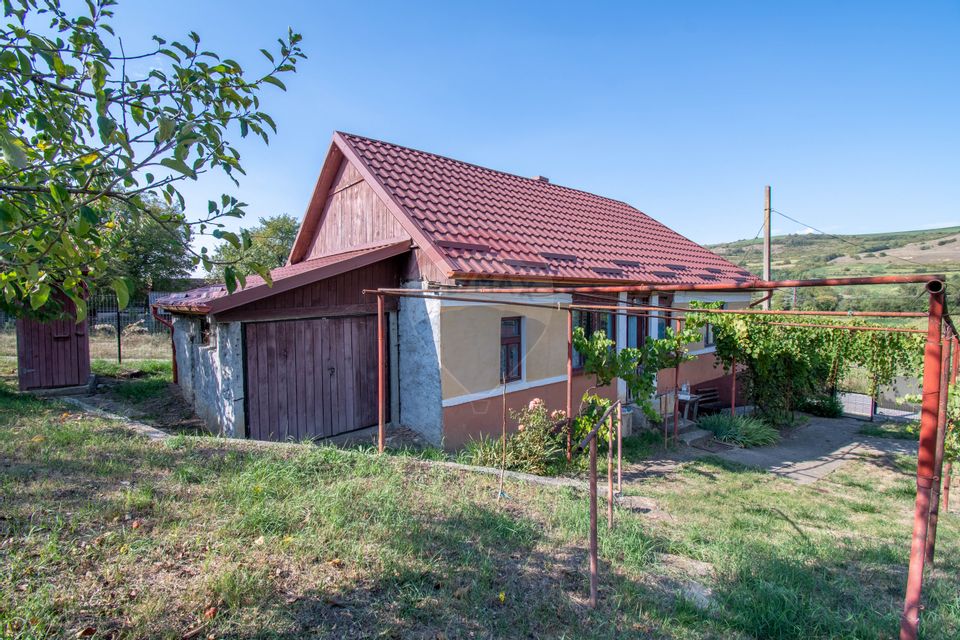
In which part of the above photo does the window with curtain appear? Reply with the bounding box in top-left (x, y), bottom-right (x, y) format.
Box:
top-left (500, 317), bottom-right (522, 382)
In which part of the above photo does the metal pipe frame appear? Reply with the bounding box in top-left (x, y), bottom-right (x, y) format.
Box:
top-left (150, 304), bottom-right (178, 385)
top-left (368, 275), bottom-right (953, 634)
top-left (377, 293), bottom-right (386, 454)
top-left (376, 273), bottom-right (943, 296)
top-left (768, 322), bottom-right (927, 335)
top-left (900, 283), bottom-right (946, 640)
top-left (924, 337), bottom-right (952, 565)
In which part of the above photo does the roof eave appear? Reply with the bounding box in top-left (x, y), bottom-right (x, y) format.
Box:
top-left (448, 270), bottom-right (756, 288)
top-left (208, 239), bottom-right (412, 316)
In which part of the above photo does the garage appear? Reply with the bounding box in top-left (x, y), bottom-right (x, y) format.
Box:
top-left (243, 315), bottom-right (385, 441)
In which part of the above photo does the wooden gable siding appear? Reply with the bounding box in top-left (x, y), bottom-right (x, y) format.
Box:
top-left (215, 255), bottom-right (404, 322)
top-left (403, 247), bottom-right (453, 284)
top-left (304, 158), bottom-right (410, 261)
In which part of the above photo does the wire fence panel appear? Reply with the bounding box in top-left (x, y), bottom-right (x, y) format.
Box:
top-left (1, 292), bottom-right (175, 364)
top-left (838, 391), bottom-right (875, 420)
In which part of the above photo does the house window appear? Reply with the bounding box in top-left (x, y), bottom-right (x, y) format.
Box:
top-left (572, 310), bottom-right (615, 370)
top-left (703, 303), bottom-right (724, 347)
top-left (626, 297), bottom-right (648, 349)
top-left (654, 294), bottom-right (674, 339)
top-left (500, 317), bottom-right (522, 383)
top-left (199, 317), bottom-right (212, 346)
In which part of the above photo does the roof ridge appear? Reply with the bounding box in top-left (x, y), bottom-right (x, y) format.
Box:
top-left (336, 130), bottom-right (641, 211)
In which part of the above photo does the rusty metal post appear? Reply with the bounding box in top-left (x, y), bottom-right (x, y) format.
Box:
top-left (607, 412), bottom-right (614, 530)
top-left (377, 294), bottom-right (386, 454)
top-left (900, 283), bottom-right (945, 640)
top-left (616, 403), bottom-right (623, 495)
top-left (946, 337), bottom-right (959, 513)
top-left (731, 356), bottom-right (737, 418)
top-left (926, 338), bottom-right (953, 565)
top-left (567, 309), bottom-right (574, 462)
top-left (945, 462), bottom-right (953, 514)
top-left (588, 433), bottom-right (598, 607)
top-left (673, 364), bottom-right (680, 442)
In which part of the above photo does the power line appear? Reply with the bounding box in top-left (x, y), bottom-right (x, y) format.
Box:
top-left (770, 208), bottom-right (940, 271)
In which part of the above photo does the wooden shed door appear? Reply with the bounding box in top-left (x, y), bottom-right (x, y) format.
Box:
top-left (243, 315), bottom-right (383, 441)
top-left (16, 313), bottom-right (91, 391)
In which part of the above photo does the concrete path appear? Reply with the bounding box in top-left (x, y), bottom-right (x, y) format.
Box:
top-left (709, 416), bottom-right (918, 484)
top-left (715, 417), bottom-right (917, 484)
top-left (622, 416), bottom-right (919, 485)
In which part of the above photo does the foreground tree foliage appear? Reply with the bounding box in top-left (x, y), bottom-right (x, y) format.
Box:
top-left (0, 0), bottom-right (305, 318)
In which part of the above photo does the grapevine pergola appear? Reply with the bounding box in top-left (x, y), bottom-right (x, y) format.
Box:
top-left (369, 273), bottom-right (954, 640)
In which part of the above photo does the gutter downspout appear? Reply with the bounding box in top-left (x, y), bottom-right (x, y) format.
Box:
top-left (151, 304), bottom-right (177, 385)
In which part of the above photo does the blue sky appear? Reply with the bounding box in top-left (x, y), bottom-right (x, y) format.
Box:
top-left (109, 1), bottom-right (959, 248)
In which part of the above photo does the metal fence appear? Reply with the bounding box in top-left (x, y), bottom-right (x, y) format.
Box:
top-left (0, 292), bottom-right (175, 364)
top-left (87, 291), bottom-right (173, 335)
top-left (839, 375), bottom-right (922, 422)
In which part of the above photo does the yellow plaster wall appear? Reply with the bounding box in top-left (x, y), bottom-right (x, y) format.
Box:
top-left (440, 303), bottom-right (568, 400)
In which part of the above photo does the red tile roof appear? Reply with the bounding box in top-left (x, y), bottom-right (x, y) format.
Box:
top-left (155, 241), bottom-right (410, 314)
top-left (336, 132), bottom-right (752, 285)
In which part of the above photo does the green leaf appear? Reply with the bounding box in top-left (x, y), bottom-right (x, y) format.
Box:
top-left (0, 132), bottom-right (27, 169)
top-left (29, 284), bottom-right (50, 310)
top-left (156, 117), bottom-right (175, 143)
top-left (160, 157), bottom-right (196, 179)
top-left (261, 75), bottom-right (286, 91)
top-left (48, 183), bottom-right (70, 204)
top-left (224, 265), bottom-right (236, 294)
top-left (111, 278), bottom-right (129, 309)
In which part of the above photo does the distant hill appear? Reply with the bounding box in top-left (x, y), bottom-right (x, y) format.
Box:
top-left (706, 226), bottom-right (960, 311)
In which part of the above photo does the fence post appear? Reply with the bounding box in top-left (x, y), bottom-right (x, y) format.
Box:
top-left (115, 295), bottom-right (122, 364)
top-left (607, 412), bottom-right (614, 530)
top-left (900, 283), bottom-right (945, 640)
top-left (616, 403), bottom-right (623, 495)
top-left (925, 338), bottom-right (952, 565)
top-left (589, 434), bottom-right (598, 608)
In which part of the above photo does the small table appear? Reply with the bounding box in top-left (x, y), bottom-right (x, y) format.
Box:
top-left (677, 393), bottom-right (701, 423)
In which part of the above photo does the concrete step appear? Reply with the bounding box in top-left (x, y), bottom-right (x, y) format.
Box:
top-left (678, 428), bottom-right (711, 445)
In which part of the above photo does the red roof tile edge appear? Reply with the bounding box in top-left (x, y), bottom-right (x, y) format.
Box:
top-left (154, 240), bottom-right (411, 315)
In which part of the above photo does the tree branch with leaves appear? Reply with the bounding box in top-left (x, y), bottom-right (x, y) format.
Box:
top-left (0, 0), bottom-right (305, 319)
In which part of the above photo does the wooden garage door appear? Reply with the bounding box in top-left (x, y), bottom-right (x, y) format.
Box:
top-left (243, 315), bottom-right (383, 441)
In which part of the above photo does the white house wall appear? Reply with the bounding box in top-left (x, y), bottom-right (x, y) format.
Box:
top-left (171, 315), bottom-right (245, 437)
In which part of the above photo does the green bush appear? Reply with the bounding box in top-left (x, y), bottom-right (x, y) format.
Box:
top-left (699, 414), bottom-right (779, 448)
top-left (458, 398), bottom-right (566, 475)
top-left (797, 394), bottom-right (844, 418)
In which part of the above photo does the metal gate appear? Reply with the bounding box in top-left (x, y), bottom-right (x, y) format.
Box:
top-left (242, 315), bottom-right (384, 441)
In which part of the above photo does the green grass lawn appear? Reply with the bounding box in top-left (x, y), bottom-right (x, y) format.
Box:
top-left (860, 421), bottom-right (920, 440)
top-left (1, 384), bottom-right (958, 639)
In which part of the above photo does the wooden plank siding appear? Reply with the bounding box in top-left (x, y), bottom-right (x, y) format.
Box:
top-left (305, 158), bottom-right (411, 260)
top-left (230, 253), bottom-right (401, 443)
top-left (15, 304), bottom-right (90, 391)
top-left (214, 256), bottom-right (403, 323)
top-left (243, 315), bottom-right (385, 441)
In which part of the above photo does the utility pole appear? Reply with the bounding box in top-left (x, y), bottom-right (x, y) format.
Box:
top-left (762, 185), bottom-right (772, 309)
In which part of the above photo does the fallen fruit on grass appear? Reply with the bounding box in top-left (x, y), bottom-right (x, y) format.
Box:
top-left (204, 606), bottom-right (218, 619)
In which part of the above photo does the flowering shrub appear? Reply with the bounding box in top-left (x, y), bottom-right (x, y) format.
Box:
top-left (458, 397), bottom-right (565, 475)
